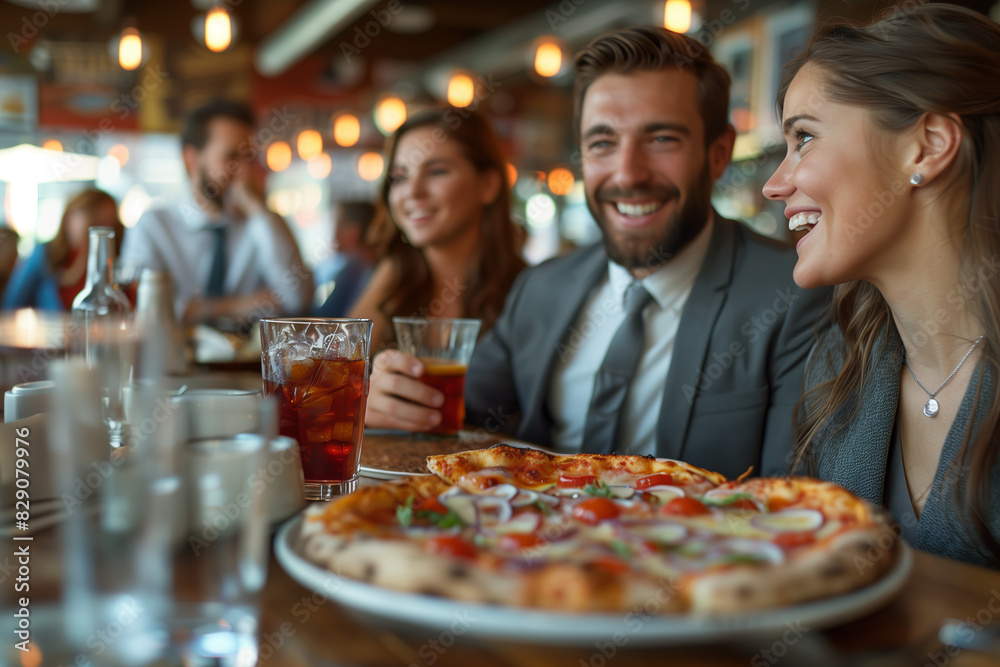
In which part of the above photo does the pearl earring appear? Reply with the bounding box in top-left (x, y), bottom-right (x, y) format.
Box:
top-left (909, 173), bottom-right (924, 186)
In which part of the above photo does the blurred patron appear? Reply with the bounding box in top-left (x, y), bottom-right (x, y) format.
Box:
top-left (349, 106), bottom-right (526, 350)
top-left (2, 189), bottom-right (121, 311)
top-left (313, 201), bottom-right (376, 317)
top-left (366, 27), bottom-right (832, 479)
top-left (119, 99), bottom-right (312, 326)
top-left (0, 225), bottom-right (20, 301)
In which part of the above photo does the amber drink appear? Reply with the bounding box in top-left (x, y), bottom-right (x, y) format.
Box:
top-left (261, 318), bottom-right (372, 498)
top-left (393, 318), bottom-right (481, 436)
top-left (419, 361), bottom-right (468, 435)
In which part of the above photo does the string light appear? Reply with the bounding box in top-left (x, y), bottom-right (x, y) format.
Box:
top-left (205, 7), bottom-right (232, 52)
top-left (447, 73), bottom-right (475, 108)
top-left (534, 41), bottom-right (562, 78)
top-left (118, 27), bottom-right (143, 70)
top-left (296, 129), bottom-right (323, 161)
top-left (374, 97), bottom-right (407, 135)
top-left (664, 0), bottom-right (693, 33)
top-left (266, 142), bottom-right (292, 172)
top-left (357, 152), bottom-right (384, 181)
top-left (332, 113), bottom-right (360, 147)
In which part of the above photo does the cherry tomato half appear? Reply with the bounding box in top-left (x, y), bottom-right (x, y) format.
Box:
top-left (773, 532), bottom-right (817, 549)
top-left (499, 533), bottom-right (542, 551)
top-left (416, 496), bottom-right (448, 515)
top-left (661, 497), bottom-right (710, 517)
top-left (424, 535), bottom-right (478, 560)
top-left (590, 554), bottom-right (629, 575)
top-left (636, 473), bottom-right (676, 489)
top-left (572, 497), bottom-right (621, 525)
top-left (558, 474), bottom-right (596, 488)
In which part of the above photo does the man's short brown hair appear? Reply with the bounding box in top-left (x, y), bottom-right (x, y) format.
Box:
top-left (573, 26), bottom-right (732, 145)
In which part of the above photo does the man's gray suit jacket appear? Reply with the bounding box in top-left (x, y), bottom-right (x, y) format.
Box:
top-left (465, 215), bottom-right (833, 479)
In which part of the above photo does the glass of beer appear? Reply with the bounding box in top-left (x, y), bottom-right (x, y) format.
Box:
top-left (260, 318), bottom-right (373, 498)
top-left (393, 317), bottom-right (481, 435)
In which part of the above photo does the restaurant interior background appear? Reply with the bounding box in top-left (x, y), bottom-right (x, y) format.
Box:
top-left (0, 0), bottom-right (997, 279)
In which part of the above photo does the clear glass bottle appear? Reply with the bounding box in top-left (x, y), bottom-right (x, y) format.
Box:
top-left (71, 227), bottom-right (133, 445)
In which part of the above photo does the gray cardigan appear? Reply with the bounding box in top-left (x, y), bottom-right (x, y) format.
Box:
top-left (804, 325), bottom-right (1000, 569)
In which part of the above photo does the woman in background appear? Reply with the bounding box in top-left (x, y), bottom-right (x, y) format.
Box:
top-left (763, 4), bottom-right (1000, 567)
top-left (349, 106), bottom-right (525, 351)
top-left (2, 188), bottom-right (122, 311)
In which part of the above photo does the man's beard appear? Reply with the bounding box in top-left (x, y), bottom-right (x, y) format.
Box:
top-left (197, 166), bottom-right (227, 210)
top-left (587, 162), bottom-right (713, 273)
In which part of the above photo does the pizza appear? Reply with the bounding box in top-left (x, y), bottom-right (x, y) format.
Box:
top-left (298, 445), bottom-right (898, 614)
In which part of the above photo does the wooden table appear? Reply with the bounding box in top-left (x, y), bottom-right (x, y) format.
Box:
top-left (260, 547), bottom-right (1000, 667)
top-left (12, 432), bottom-right (1000, 667)
top-left (258, 433), bottom-right (1000, 667)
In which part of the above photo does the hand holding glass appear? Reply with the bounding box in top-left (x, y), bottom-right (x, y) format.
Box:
top-left (392, 317), bottom-right (481, 435)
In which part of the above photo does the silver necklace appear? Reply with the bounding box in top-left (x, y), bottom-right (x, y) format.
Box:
top-left (904, 335), bottom-right (984, 417)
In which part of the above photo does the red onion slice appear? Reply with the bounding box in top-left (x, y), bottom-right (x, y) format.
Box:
top-left (713, 538), bottom-right (785, 565)
top-left (642, 485), bottom-right (685, 502)
top-left (510, 490), bottom-right (539, 507)
top-left (482, 483), bottom-right (518, 500)
top-left (472, 496), bottom-right (513, 527)
top-left (751, 509), bottom-right (824, 533)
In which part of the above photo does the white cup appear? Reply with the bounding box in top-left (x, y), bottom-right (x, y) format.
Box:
top-left (171, 389), bottom-right (260, 440)
top-left (4, 380), bottom-right (55, 422)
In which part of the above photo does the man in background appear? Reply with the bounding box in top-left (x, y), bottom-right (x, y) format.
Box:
top-left (313, 201), bottom-right (376, 317)
top-left (120, 99), bottom-right (311, 326)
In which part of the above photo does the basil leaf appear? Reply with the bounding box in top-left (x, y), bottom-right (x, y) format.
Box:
top-left (701, 492), bottom-right (756, 507)
top-left (610, 540), bottom-right (631, 559)
top-left (584, 480), bottom-right (613, 498)
top-left (417, 509), bottom-right (464, 528)
top-left (396, 496), bottom-right (415, 527)
top-left (720, 553), bottom-right (767, 565)
top-left (534, 499), bottom-right (554, 516)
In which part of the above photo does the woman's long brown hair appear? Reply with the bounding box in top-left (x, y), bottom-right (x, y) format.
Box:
top-left (47, 188), bottom-right (122, 272)
top-left (784, 4), bottom-right (1000, 561)
top-left (367, 106), bottom-right (525, 348)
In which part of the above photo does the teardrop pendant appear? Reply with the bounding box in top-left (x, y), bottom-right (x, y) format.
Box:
top-left (923, 398), bottom-right (939, 418)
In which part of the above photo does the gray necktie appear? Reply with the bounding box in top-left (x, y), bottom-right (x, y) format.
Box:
top-left (205, 224), bottom-right (227, 297)
top-left (580, 282), bottom-right (654, 455)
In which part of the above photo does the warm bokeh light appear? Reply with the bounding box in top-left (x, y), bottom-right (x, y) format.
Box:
top-left (357, 151), bottom-right (384, 182)
top-left (506, 163), bottom-right (517, 186)
top-left (332, 113), bottom-right (360, 147)
top-left (17, 640), bottom-right (42, 667)
top-left (296, 130), bottom-right (323, 161)
top-left (266, 141), bottom-right (292, 172)
top-left (547, 167), bottom-right (575, 196)
top-left (118, 28), bottom-right (143, 70)
top-left (41, 139), bottom-right (62, 152)
top-left (447, 73), bottom-right (475, 108)
top-left (307, 153), bottom-right (332, 180)
top-left (374, 97), bottom-right (407, 135)
top-left (731, 107), bottom-right (756, 133)
top-left (205, 7), bottom-right (232, 52)
top-left (108, 143), bottom-right (129, 166)
top-left (664, 0), bottom-right (693, 33)
top-left (534, 41), bottom-right (562, 78)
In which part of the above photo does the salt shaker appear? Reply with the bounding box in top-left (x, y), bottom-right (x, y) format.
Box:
top-left (135, 269), bottom-right (187, 375)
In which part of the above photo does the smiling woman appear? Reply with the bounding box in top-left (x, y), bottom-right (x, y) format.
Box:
top-left (349, 106), bottom-right (526, 352)
top-left (763, 4), bottom-right (1000, 569)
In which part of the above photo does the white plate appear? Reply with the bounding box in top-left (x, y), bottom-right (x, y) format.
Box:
top-left (358, 437), bottom-right (551, 480)
top-left (275, 516), bottom-right (913, 646)
top-left (359, 465), bottom-right (430, 480)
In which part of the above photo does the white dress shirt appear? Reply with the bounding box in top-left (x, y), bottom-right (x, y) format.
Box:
top-left (120, 191), bottom-right (312, 319)
top-left (547, 217), bottom-right (714, 457)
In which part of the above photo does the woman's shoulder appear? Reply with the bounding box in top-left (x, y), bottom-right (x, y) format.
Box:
top-left (805, 324), bottom-right (849, 387)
